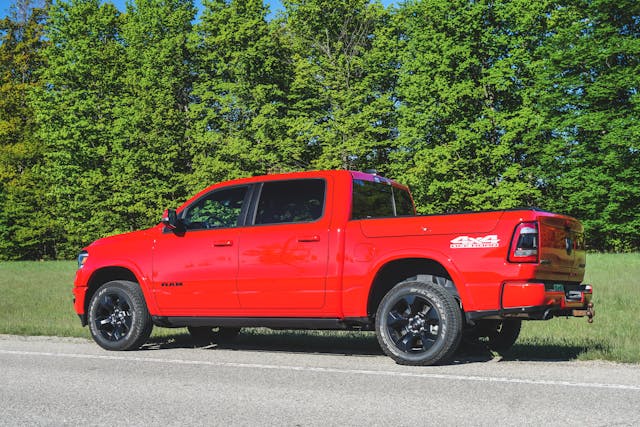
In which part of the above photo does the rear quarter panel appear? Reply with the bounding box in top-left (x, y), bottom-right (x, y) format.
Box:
top-left (341, 210), bottom-right (559, 316)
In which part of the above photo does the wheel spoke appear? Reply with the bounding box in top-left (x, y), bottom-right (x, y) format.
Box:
top-left (116, 298), bottom-right (130, 312)
top-left (395, 332), bottom-right (416, 352)
top-left (117, 323), bottom-right (129, 337)
top-left (420, 331), bottom-right (437, 350)
top-left (426, 306), bottom-right (440, 321)
top-left (99, 295), bottom-right (115, 312)
top-left (123, 316), bottom-right (132, 330)
top-left (409, 296), bottom-right (425, 315)
top-left (387, 310), bottom-right (409, 328)
top-left (400, 295), bottom-right (416, 315)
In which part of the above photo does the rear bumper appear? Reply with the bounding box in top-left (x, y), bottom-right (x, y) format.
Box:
top-left (467, 281), bottom-right (594, 322)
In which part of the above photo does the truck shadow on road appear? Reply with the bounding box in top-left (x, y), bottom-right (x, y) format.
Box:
top-left (142, 329), bottom-right (603, 364)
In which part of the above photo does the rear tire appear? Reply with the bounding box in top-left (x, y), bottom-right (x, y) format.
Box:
top-left (375, 276), bottom-right (462, 365)
top-left (88, 280), bottom-right (153, 351)
top-left (485, 319), bottom-right (521, 353)
top-left (467, 319), bottom-right (521, 354)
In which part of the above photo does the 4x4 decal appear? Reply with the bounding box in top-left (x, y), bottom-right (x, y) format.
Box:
top-left (450, 235), bottom-right (500, 249)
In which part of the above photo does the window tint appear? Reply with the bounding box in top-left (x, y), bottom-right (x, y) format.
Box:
top-left (394, 187), bottom-right (415, 216)
top-left (351, 179), bottom-right (415, 219)
top-left (183, 186), bottom-right (247, 230)
top-left (255, 179), bottom-right (325, 225)
top-left (352, 180), bottom-right (394, 219)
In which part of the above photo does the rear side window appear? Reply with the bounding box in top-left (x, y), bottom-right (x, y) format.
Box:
top-left (352, 179), bottom-right (414, 219)
top-left (255, 179), bottom-right (325, 225)
top-left (393, 187), bottom-right (415, 216)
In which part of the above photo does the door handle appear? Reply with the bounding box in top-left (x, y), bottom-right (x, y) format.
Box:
top-left (298, 235), bottom-right (320, 242)
top-left (213, 240), bottom-right (233, 247)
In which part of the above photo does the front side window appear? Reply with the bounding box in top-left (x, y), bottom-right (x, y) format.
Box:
top-left (183, 186), bottom-right (248, 230)
top-left (255, 179), bottom-right (325, 225)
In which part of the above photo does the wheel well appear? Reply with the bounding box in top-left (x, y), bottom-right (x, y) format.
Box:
top-left (85, 267), bottom-right (138, 313)
top-left (367, 258), bottom-right (453, 318)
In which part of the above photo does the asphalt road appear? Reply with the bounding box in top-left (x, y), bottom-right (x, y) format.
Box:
top-left (1, 334), bottom-right (639, 426)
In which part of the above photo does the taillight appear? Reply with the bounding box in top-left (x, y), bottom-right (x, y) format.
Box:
top-left (508, 221), bottom-right (538, 263)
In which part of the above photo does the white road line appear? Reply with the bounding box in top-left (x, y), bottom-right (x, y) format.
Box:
top-left (2, 349), bottom-right (639, 391)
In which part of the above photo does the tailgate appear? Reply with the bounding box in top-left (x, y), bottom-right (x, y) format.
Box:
top-left (537, 215), bottom-right (586, 281)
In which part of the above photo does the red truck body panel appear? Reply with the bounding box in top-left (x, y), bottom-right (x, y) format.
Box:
top-left (73, 170), bottom-right (592, 326)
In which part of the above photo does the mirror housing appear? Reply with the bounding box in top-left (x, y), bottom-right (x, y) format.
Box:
top-left (161, 209), bottom-right (179, 230)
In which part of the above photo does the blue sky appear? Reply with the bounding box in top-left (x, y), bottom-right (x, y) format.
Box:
top-left (1, 1), bottom-right (396, 20)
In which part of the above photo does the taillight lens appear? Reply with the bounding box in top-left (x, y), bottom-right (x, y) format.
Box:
top-left (508, 222), bottom-right (538, 263)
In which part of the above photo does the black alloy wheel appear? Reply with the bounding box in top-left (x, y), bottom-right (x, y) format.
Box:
top-left (385, 294), bottom-right (441, 353)
top-left (376, 276), bottom-right (462, 365)
top-left (88, 280), bottom-right (153, 351)
top-left (94, 291), bottom-right (133, 342)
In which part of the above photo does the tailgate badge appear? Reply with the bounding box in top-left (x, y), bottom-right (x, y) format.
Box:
top-left (565, 237), bottom-right (573, 255)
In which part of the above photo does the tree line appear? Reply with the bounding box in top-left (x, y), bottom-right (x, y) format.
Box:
top-left (0, 0), bottom-right (638, 259)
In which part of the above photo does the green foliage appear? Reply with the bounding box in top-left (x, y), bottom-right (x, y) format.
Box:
top-left (0, 0), bottom-right (639, 256)
top-left (0, 0), bottom-right (52, 259)
top-left (392, 0), bottom-right (548, 214)
top-left (27, 0), bottom-right (194, 258)
top-left (282, 0), bottom-right (397, 171)
top-left (532, 0), bottom-right (640, 251)
top-left (32, 0), bottom-right (126, 258)
top-left (111, 0), bottom-right (195, 230)
top-left (187, 0), bottom-right (292, 190)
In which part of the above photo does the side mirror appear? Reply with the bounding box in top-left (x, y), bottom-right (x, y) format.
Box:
top-left (161, 209), bottom-right (179, 230)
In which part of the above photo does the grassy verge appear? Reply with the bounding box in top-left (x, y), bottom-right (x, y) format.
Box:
top-left (515, 253), bottom-right (640, 363)
top-left (0, 254), bottom-right (638, 363)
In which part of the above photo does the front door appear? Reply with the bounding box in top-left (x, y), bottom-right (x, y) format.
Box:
top-left (151, 185), bottom-right (249, 315)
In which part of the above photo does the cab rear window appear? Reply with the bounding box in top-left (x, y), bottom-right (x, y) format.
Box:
top-left (351, 179), bottom-right (415, 219)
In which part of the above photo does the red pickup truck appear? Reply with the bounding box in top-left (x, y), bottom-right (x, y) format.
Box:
top-left (73, 170), bottom-right (594, 365)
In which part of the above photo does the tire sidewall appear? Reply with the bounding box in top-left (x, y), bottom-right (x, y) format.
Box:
top-left (376, 280), bottom-right (461, 365)
top-left (88, 280), bottom-right (151, 351)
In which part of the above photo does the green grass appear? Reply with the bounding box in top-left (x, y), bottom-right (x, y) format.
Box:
top-left (1, 254), bottom-right (638, 363)
top-left (0, 261), bottom-right (85, 338)
top-left (515, 253), bottom-right (640, 363)
top-left (0, 261), bottom-right (177, 340)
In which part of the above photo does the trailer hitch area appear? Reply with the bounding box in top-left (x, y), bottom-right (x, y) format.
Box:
top-left (572, 302), bottom-right (595, 323)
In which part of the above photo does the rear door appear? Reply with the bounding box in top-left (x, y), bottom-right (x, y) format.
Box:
top-left (237, 179), bottom-right (330, 310)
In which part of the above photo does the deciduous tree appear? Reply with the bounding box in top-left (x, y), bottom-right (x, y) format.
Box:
top-left (187, 0), bottom-right (292, 190)
top-left (0, 0), bottom-right (51, 259)
top-left (33, 0), bottom-right (124, 257)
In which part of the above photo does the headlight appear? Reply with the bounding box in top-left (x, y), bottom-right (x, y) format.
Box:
top-left (77, 251), bottom-right (89, 269)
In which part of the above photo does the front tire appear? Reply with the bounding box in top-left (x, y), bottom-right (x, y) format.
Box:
top-left (375, 276), bottom-right (462, 365)
top-left (88, 280), bottom-right (153, 351)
